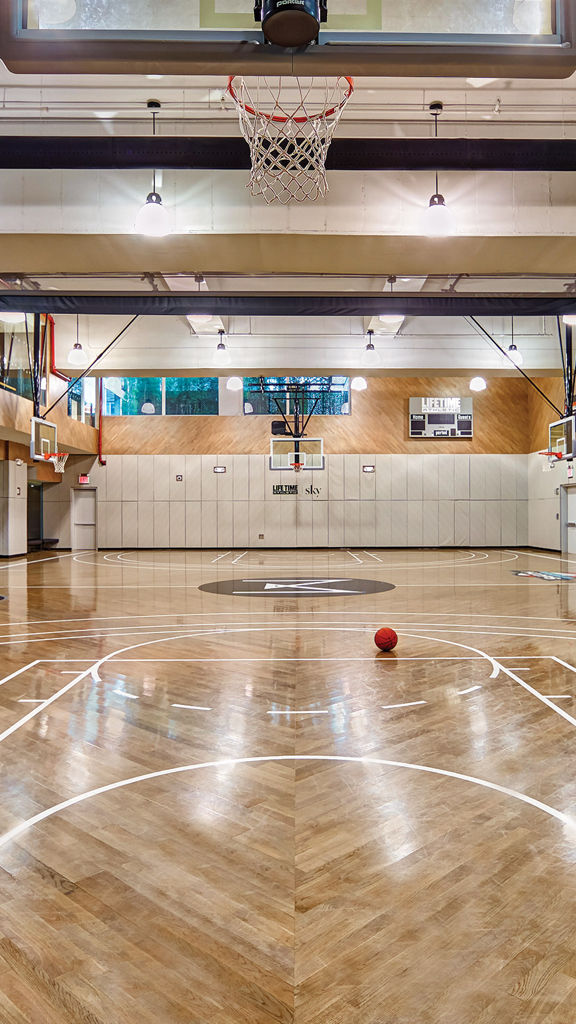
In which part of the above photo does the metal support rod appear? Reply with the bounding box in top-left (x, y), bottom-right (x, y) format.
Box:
top-left (567, 323), bottom-right (574, 413)
top-left (556, 315), bottom-right (568, 412)
top-left (32, 313), bottom-right (41, 418)
top-left (42, 315), bottom-right (139, 420)
top-left (301, 394), bottom-right (321, 436)
top-left (466, 315), bottom-right (564, 418)
top-left (271, 394), bottom-right (295, 437)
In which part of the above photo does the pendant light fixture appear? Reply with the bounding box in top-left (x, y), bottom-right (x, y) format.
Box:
top-left (361, 329), bottom-right (380, 368)
top-left (214, 329), bottom-right (231, 367)
top-left (507, 316), bottom-right (523, 366)
top-left (379, 274), bottom-right (405, 326)
top-left (351, 376), bottom-right (368, 391)
top-left (424, 101), bottom-right (453, 238)
top-left (226, 376), bottom-right (243, 391)
top-left (68, 315), bottom-right (89, 367)
top-left (140, 398), bottom-right (156, 414)
top-left (187, 274), bottom-right (213, 325)
top-left (135, 100), bottom-right (170, 238)
top-left (469, 376), bottom-right (487, 392)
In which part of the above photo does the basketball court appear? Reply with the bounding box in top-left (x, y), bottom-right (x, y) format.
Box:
top-left (2, 0), bottom-right (576, 1020)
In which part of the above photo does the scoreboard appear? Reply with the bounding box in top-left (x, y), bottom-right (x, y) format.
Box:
top-left (409, 397), bottom-right (473, 438)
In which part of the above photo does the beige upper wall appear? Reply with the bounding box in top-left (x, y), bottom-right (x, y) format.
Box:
top-left (3, 235), bottom-right (576, 277)
top-left (102, 375), bottom-right (557, 456)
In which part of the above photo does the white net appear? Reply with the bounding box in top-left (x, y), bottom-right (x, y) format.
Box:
top-left (228, 76), bottom-right (354, 205)
top-left (44, 452), bottom-right (69, 473)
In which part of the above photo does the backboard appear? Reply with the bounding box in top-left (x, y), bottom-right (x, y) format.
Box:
top-left (270, 437), bottom-right (324, 471)
top-left (30, 417), bottom-right (57, 461)
top-left (548, 416), bottom-right (576, 459)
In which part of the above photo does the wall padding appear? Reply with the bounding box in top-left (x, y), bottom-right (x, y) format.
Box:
top-left (43, 453), bottom-right (530, 549)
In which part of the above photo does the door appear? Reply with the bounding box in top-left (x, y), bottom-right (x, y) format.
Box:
top-left (72, 488), bottom-right (97, 550)
top-left (27, 483), bottom-right (42, 546)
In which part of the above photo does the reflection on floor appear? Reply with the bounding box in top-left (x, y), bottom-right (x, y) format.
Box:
top-left (0, 546), bottom-right (575, 1023)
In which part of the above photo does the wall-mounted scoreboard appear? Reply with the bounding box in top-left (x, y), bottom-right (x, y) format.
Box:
top-left (409, 397), bottom-right (473, 438)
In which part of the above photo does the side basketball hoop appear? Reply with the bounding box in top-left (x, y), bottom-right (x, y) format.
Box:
top-left (538, 450), bottom-right (564, 472)
top-left (228, 76), bottom-right (354, 204)
top-left (43, 452), bottom-right (69, 474)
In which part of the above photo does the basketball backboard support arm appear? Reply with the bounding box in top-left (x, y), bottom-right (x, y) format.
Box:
top-left (257, 377), bottom-right (324, 438)
top-left (465, 316), bottom-right (564, 419)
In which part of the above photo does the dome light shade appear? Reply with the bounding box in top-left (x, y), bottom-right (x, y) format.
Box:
top-left (214, 339), bottom-right (231, 367)
top-left (563, 315), bottom-right (576, 327)
top-left (0, 312), bottom-right (26, 325)
top-left (67, 342), bottom-right (88, 367)
top-left (469, 376), bottom-right (487, 392)
top-left (351, 376), bottom-right (368, 391)
top-left (361, 342), bottom-right (380, 368)
top-left (424, 193), bottom-right (453, 237)
top-left (379, 313), bottom-right (405, 326)
top-left (507, 343), bottom-right (523, 366)
top-left (226, 376), bottom-right (243, 391)
top-left (140, 400), bottom-right (156, 414)
top-left (134, 192), bottom-right (170, 237)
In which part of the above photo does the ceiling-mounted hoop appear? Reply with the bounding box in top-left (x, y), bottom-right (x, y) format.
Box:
top-left (227, 75), bottom-right (355, 204)
top-left (227, 74), bottom-right (354, 124)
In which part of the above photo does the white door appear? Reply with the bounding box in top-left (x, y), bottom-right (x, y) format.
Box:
top-left (72, 488), bottom-right (97, 550)
top-left (566, 489), bottom-right (576, 554)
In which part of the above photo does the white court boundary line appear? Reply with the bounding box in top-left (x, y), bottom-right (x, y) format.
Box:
top-left (0, 754), bottom-right (573, 852)
top-left (3, 627), bottom-right (576, 745)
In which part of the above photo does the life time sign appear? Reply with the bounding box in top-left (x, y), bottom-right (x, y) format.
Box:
top-left (409, 397), bottom-right (473, 438)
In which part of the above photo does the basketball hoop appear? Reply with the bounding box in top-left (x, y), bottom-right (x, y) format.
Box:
top-left (228, 76), bottom-right (354, 204)
top-left (291, 462), bottom-right (304, 473)
top-left (43, 452), bottom-right (69, 474)
top-left (538, 450), bottom-right (563, 472)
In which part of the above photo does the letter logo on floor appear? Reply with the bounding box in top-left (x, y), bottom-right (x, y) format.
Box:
top-left (199, 577), bottom-right (395, 597)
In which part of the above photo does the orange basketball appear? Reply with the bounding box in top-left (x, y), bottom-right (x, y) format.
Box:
top-left (374, 627), bottom-right (398, 652)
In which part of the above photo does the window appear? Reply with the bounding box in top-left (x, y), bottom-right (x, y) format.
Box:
top-left (101, 377), bottom-right (219, 416)
top-left (243, 377), bottom-right (350, 416)
top-left (0, 317), bottom-right (34, 402)
top-left (102, 377), bottom-right (162, 416)
top-left (67, 377), bottom-right (83, 420)
top-left (165, 378), bottom-right (218, 416)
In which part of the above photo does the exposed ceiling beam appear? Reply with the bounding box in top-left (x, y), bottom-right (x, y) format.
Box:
top-left (3, 235), bottom-right (576, 277)
top-left (4, 137), bottom-right (576, 171)
top-left (3, 291), bottom-right (576, 317)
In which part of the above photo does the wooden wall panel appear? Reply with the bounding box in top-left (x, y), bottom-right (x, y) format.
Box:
top-left (102, 376), bottom-right (546, 456)
top-left (0, 386), bottom-right (98, 463)
top-left (528, 377), bottom-right (566, 453)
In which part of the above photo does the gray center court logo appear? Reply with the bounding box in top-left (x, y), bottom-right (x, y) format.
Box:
top-left (199, 577), bottom-right (395, 597)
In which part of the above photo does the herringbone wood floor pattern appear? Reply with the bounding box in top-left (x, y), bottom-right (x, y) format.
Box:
top-left (0, 547), bottom-right (575, 1023)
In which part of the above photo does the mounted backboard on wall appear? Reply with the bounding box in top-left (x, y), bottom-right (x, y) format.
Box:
top-left (549, 416), bottom-right (576, 459)
top-left (30, 417), bottom-right (57, 461)
top-left (270, 437), bottom-right (324, 470)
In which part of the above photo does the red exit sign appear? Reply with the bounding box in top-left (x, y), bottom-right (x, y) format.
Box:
top-left (78, 475), bottom-right (90, 485)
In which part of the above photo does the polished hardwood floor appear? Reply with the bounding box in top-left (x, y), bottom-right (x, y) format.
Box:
top-left (0, 547), bottom-right (576, 1023)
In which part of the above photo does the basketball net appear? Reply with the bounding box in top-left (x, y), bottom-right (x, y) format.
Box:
top-left (228, 76), bottom-right (354, 205)
top-left (43, 452), bottom-right (69, 473)
top-left (291, 462), bottom-right (304, 473)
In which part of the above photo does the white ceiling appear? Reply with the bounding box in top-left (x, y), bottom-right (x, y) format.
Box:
top-left (47, 311), bottom-right (561, 376)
